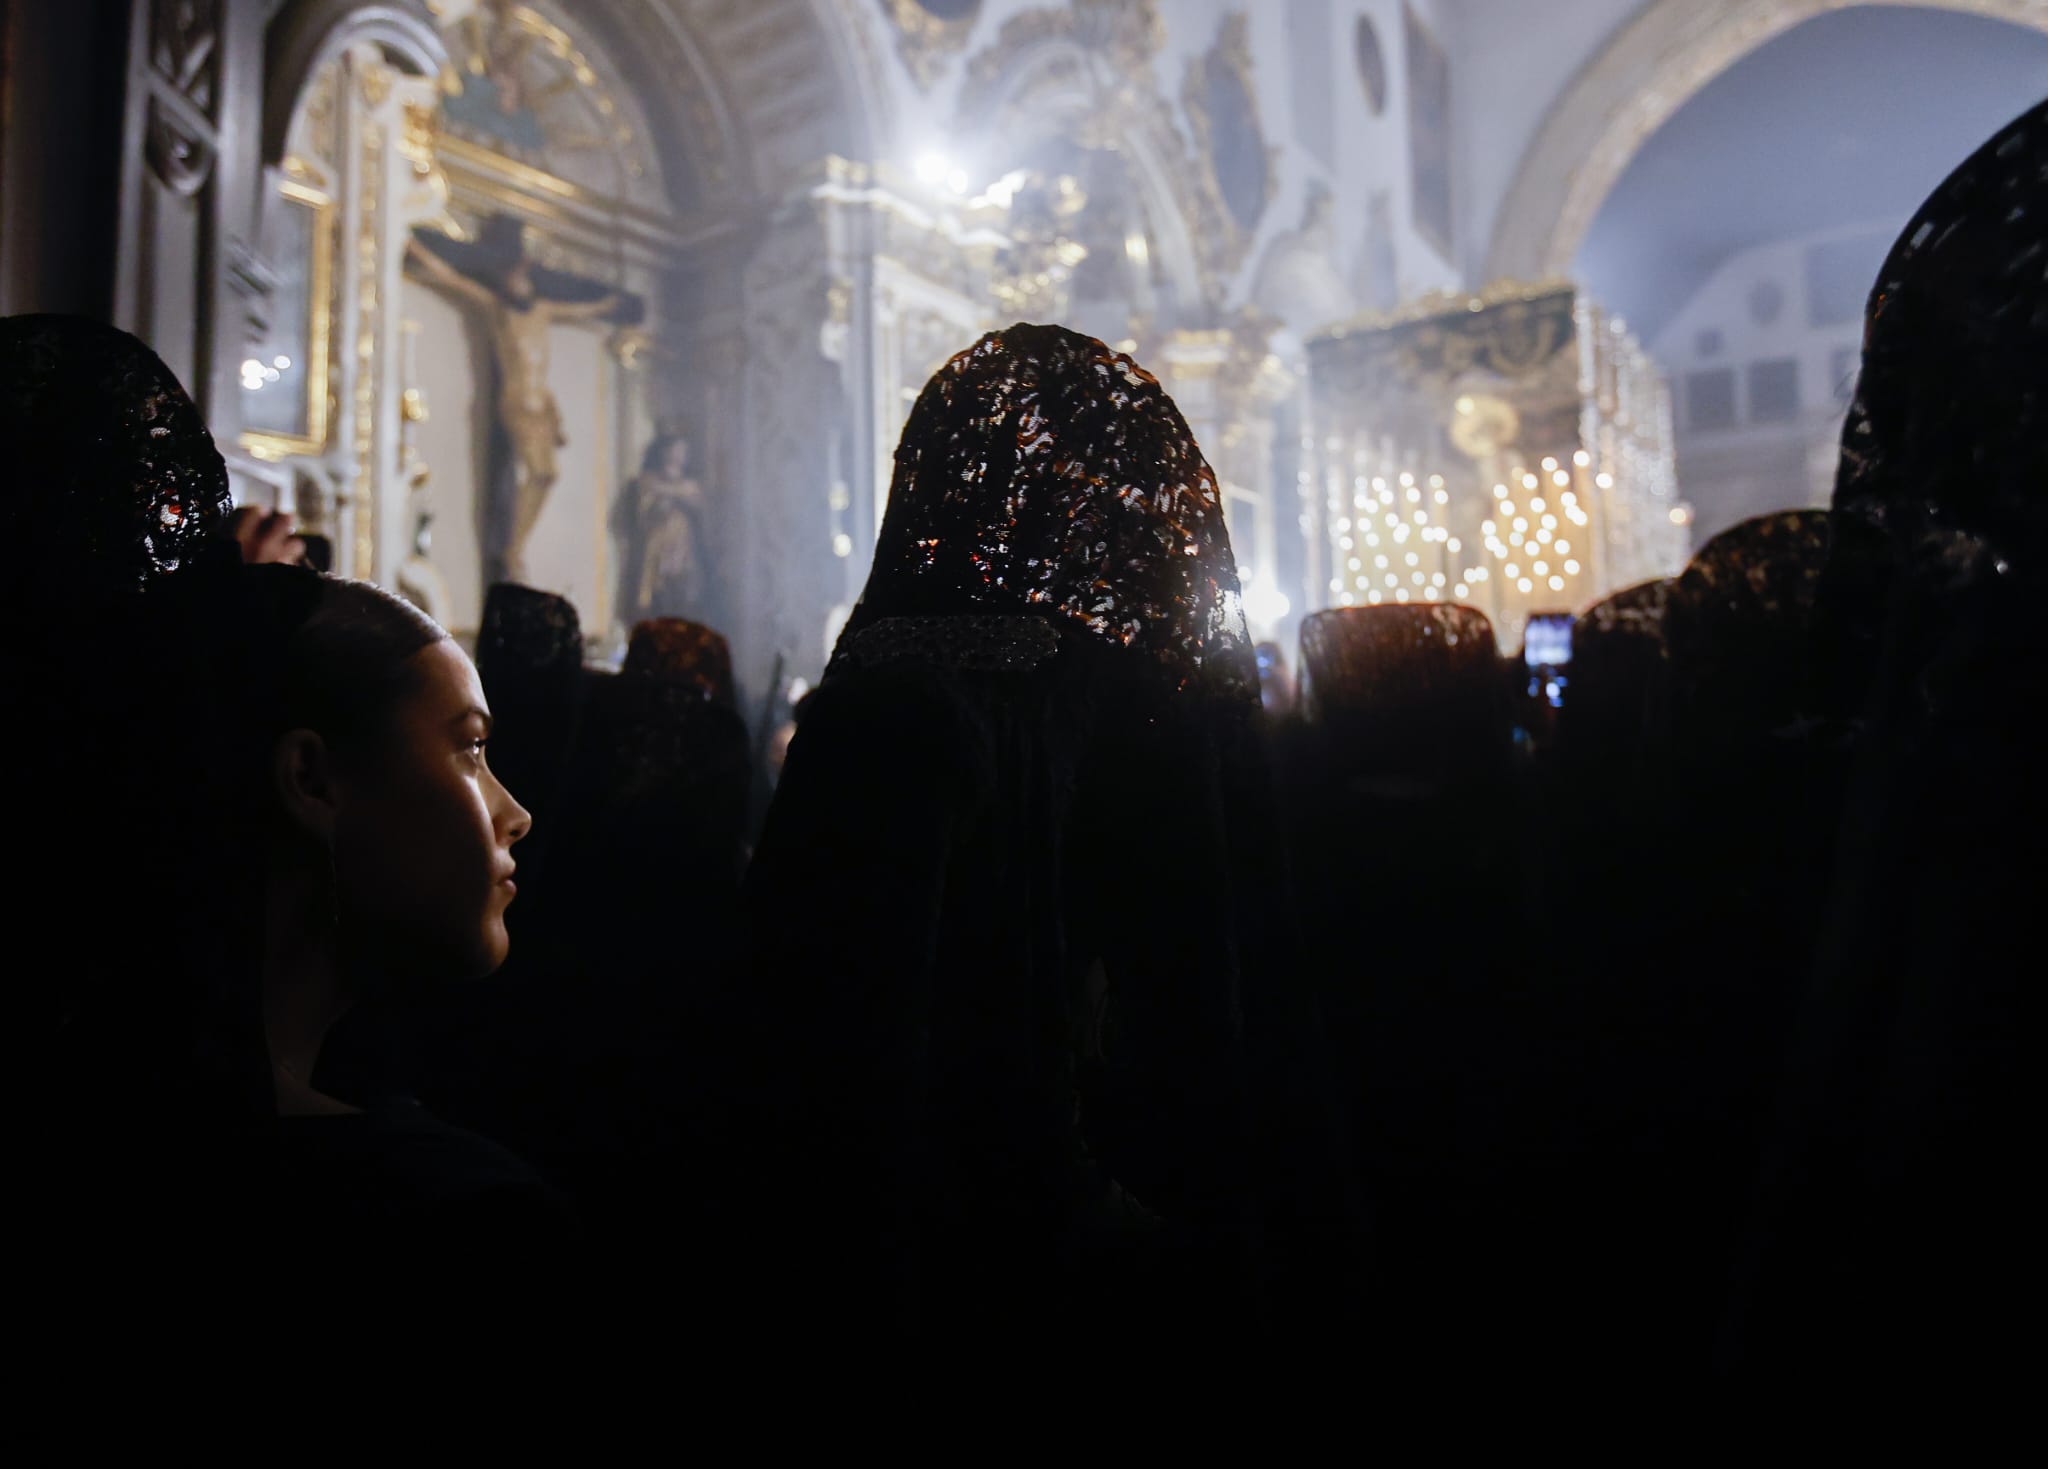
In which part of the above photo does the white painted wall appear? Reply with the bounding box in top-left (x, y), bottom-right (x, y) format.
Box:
top-left (1333, 0), bottom-right (1464, 304)
top-left (1441, 0), bottom-right (1646, 285)
top-left (405, 277), bottom-right (486, 637)
top-left (1648, 224), bottom-right (1891, 540)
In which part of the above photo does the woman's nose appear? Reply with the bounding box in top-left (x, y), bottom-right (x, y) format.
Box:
top-left (495, 777), bottom-right (534, 846)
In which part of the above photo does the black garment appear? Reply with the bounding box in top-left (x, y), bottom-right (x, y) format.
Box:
top-left (0, 313), bottom-right (233, 614)
top-left (5, 317), bottom-right (243, 1128)
top-left (738, 325), bottom-right (1358, 1345)
top-left (269, 1095), bottom-right (572, 1252)
top-left (1729, 101), bottom-right (2048, 1390)
top-left (475, 582), bottom-right (585, 877)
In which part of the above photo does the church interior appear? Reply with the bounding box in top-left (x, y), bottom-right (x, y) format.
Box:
top-left (6, 0), bottom-right (2046, 1379)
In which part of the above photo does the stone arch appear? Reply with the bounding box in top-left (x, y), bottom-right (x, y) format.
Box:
top-left (564, 0), bottom-right (882, 210)
top-left (263, 1), bottom-right (447, 167)
top-left (1484, 0), bottom-right (2048, 283)
top-left (956, 6), bottom-right (1213, 315)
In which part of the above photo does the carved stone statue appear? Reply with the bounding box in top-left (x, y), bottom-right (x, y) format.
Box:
top-left (1250, 181), bottom-right (1354, 330)
top-left (616, 429), bottom-right (706, 621)
top-left (406, 215), bottom-right (639, 582)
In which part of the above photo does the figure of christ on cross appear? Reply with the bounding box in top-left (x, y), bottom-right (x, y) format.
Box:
top-left (407, 216), bottom-right (642, 584)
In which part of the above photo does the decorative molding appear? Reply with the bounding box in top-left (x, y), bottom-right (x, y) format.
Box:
top-left (241, 174), bottom-right (337, 464)
top-left (877, 0), bottom-right (981, 88)
top-left (957, 0), bottom-right (1258, 306)
top-left (960, 0), bottom-right (1165, 122)
top-left (143, 0), bottom-right (222, 196)
top-left (1311, 276), bottom-right (1577, 345)
top-left (1180, 11), bottom-right (1277, 281)
top-left (1486, 0), bottom-right (2048, 282)
top-left (149, 0), bottom-right (220, 109)
top-left (436, 132), bottom-right (731, 259)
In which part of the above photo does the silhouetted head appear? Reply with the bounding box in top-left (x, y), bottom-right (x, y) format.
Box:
top-left (830, 322), bottom-right (1255, 703)
top-left (625, 616), bottom-right (734, 704)
top-left (0, 313), bottom-right (231, 618)
top-left (643, 433), bottom-right (689, 479)
top-left (1666, 510), bottom-right (1831, 743)
top-left (1824, 100), bottom-right (2048, 691)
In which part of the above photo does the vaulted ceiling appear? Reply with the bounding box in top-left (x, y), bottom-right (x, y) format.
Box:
top-left (559, 0), bottom-right (884, 208)
top-left (1577, 5), bottom-right (2048, 342)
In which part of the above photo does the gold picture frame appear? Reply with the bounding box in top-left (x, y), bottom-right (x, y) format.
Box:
top-left (241, 171), bottom-right (335, 463)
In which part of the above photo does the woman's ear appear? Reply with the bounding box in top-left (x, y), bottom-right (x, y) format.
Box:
top-left (272, 728), bottom-right (340, 842)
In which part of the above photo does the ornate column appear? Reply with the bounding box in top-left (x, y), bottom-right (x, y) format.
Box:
top-left (1153, 315), bottom-right (1299, 641)
top-left (720, 157), bottom-right (1001, 701)
top-left (313, 48), bottom-right (446, 584)
top-left (730, 182), bottom-right (849, 700)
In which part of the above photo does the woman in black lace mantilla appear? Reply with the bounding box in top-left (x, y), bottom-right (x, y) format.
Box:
top-left (738, 323), bottom-right (1357, 1344)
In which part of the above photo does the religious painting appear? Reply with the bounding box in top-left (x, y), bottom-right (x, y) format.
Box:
top-left (1403, 3), bottom-right (1453, 259)
top-left (240, 170), bottom-right (333, 460)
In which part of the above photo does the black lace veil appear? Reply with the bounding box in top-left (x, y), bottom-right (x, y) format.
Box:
top-left (1730, 102), bottom-right (2048, 1384)
top-left (828, 322), bottom-right (1256, 702)
top-left (0, 314), bottom-right (232, 614)
top-left (741, 324), bottom-right (1350, 1340)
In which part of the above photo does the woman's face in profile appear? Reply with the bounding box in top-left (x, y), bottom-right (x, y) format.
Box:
top-left (332, 640), bottom-right (531, 979)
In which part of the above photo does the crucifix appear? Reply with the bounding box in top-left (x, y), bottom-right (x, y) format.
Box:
top-left (407, 214), bottom-right (642, 583)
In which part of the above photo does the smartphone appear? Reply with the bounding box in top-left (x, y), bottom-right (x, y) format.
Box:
top-left (1524, 612), bottom-right (1573, 708)
top-left (1525, 613), bottom-right (1573, 668)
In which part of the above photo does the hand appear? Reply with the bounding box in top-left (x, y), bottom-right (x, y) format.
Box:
top-left (226, 506), bottom-right (309, 566)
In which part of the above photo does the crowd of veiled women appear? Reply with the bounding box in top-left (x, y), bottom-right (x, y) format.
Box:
top-left (11, 103), bottom-right (2043, 1385)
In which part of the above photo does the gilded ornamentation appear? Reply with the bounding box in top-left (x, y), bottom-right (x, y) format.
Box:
top-left (961, 0), bottom-right (1164, 107)
top-left (398, 98), bottom-right (439, 178)
top-left (987, 172), bottom-right (1089, 321)
top-left (878, 0), bottom-right (983, 88)
top-left (440, 1), bottom-right (660, 204)
top-left (610, 326), bottom-right (656, 370)
top-left (1306, 280), bottom-right (1681, 642)
top-left (957, 0), bottom-right (1260, 302)
top-left (1311, 276), bottom-right (1577, 344)
top-left (354, 115), bottom-right (383, 580)
top-left (240, 173), bottom-right (336, 464)
top-left (361, 61), bottom-right (393, 108)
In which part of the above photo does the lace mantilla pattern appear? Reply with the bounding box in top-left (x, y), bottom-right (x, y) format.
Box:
top-left (625, 617), bottom-right (735, 703)
top-left (831, 323), bottom-right (1256, 702)
top-left (1668, 510), bottom-right (1831, 657)
top-left (479, 582), bottom-right (583, 677)
top-left (1299, 603), bottom-right (1497, 723)
top-left (1838, 101), bottom-right (2047, 586)
top-left (851, 614), bottom-right (1060, 674)
top-left (0, 313), bottom-right (231, 598)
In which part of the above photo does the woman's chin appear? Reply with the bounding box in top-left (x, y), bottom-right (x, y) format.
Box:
top-left (466, 920), bottom-right (512, 978)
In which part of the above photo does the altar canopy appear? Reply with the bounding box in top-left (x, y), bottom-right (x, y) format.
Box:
top-left (1306, 282), bottom-right (1688, 649)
